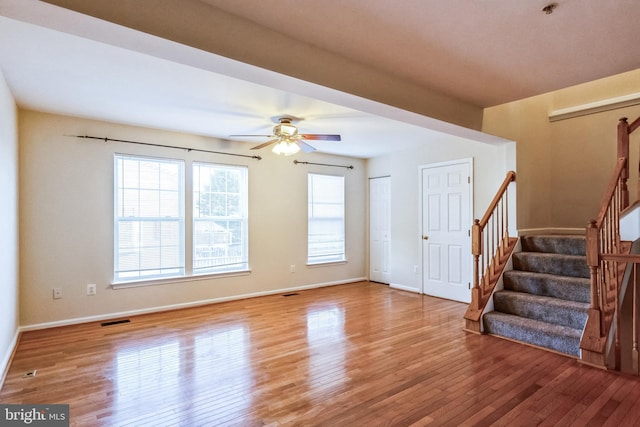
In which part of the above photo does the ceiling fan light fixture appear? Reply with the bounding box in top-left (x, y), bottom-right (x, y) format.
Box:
top-left (272, 139), bottom-right (300, 156)
top-left (238, 116), bottom-right (338, 154)
top-left (274, 122), bottom-right (298, 137)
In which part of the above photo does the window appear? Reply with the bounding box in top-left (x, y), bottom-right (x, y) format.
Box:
top-left (193, 163), bottom-right (248, 274)
top-left (114, 155), bottom-right (185, 282)
top-left (114, 155), bottom-right (249, 285)
top-left (308, 173), bottom-right (345, 264)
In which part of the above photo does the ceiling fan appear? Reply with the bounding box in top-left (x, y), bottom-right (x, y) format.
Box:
top-left (231, 117), bottom-right (341, 156)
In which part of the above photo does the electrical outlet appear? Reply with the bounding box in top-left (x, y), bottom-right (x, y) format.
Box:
top-left (53, 288), bottom-right (62, 299)
top-left (290, 265), bottom-right (296, 273)
top-left (87, 284), bottom-right (97, 296)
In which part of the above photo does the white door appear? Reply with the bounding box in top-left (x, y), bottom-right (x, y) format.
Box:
top-left (370, 176), bottom-right (391, 284)
top-left (421, 160), bottom-right (472, 303)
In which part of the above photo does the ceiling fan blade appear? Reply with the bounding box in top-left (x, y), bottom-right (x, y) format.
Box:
top-left (301, 134), bottom-right (341, 141)
top-left (298, 141), bottom-right (317, 153)
top-left (250, 139), bottom-right (280, 150)
top-left (230, 134), bottom-right (274, 138)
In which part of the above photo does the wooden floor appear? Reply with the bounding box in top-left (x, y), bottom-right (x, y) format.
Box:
top-left (2, 281), bottom-right (640, 426)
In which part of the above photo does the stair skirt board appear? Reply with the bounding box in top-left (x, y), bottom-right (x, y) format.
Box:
top-left (481, 234), bottom-right (589, 357)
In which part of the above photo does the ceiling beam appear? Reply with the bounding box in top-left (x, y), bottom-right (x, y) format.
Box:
top-left (40, 0), bottom-right (483, 130)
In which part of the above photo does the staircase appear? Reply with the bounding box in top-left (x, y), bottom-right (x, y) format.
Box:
top-left (483, 235), bottom-right (590, 357)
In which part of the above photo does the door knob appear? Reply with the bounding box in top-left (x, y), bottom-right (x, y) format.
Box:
top-left (423, 235), bottom-right (429, 240)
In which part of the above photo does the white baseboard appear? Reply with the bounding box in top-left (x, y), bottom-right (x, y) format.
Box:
top-left (0, 328), bottom-right (20, 390)
top-left (390, 283), bottom-right (421, 293)
top-left (20, 277), bottom-right (368, 332)
top-left (518, 227), bottom-right (585, 236)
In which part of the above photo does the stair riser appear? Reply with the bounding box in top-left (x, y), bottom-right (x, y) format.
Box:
top-left (521, 235), bottom-right (586, 256)
top-left (513, 253), bottom-right (589, 278)
top-left (493, 293), bottom-right (588, 329)
top-left (503, 272), bottom-right (590, 303)
top-left (484, 314), bottom-right (581, 357)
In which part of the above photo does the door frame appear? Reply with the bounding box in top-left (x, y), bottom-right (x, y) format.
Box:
top-left (418, 158), bottom-right (474, 298)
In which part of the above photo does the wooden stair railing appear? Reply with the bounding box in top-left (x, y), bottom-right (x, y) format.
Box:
top-left (464, 171), bottom-right (517, 333)
top-left (581, 116), bottom-right (640, 368)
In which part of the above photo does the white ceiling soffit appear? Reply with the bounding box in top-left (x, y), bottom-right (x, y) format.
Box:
top-left (0, 0), bottom-right (509, 159)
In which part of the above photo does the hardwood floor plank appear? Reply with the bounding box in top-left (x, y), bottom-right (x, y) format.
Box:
top-left (600, 376), bottom-right (640, 426)
top-left (568, 375), bottom-right (627, 426)
top-left (2, 281), bottom-right (640, 426)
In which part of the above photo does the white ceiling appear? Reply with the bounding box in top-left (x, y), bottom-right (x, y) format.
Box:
top-left (205, 0), bottom-right (640, 107)
top-left (2, 0), bottom-right (639, 158)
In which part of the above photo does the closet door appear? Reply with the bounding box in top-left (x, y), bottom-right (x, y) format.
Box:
top-left (370, 176), bottom-right (390, 284)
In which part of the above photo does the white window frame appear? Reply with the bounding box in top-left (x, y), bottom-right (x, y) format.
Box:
top-left (114, 154), bottom-right (185, 283)
top-left (113, 155), bottom-right (250, 287)
top-left (192, 162), bottom-right (249, 275)
top-left (307, 173), bottom-right (346, 265)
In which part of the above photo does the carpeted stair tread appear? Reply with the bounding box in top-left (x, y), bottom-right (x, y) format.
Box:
top-left (483, 311), bottom-right (582, 356)
top-left (482, 234), bottom-right (589, 357)
top-left (521, 235), bottom-right (586, 256)
top-left (513, 252), bottom-right (589, 278)
top-left (493, 290), bottom-right (588, 329)
top-left (503, 270), bottom-right (590, 303)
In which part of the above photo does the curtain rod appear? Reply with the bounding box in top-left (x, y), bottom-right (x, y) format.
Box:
top-left (67, 135), bottom-right (262, 160)
top-left (293, 160), bottom-right (354, 170)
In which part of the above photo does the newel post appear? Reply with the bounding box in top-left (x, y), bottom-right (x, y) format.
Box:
top-left (472, 220), bottom-right (481, 287)
top-left (586, 220), bottom-right (600, 311)
top-left (471, 219), bottom-right (482, 310)
top-left (618, 117), bottom-right (630, 209)
top-left (584, 220), bottom-right (603, 339)
top-left (580, 220), bottom-right (606, 363)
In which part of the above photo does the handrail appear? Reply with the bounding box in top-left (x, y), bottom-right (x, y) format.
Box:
top-left (581, 116), bottom-right (640, 368)
top-left (629, 116), bottom-right (640, 134)
top-left (464, 171), bottom-right (517, 331)
top-left (592, 158), bottom-right (627, 227)
top-left (478, 171), bottom-right (516, 227)
top-left (601, 254), bottom-right (640, 262)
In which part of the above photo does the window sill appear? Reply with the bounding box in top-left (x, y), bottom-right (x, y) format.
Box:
top-left (306, 260), bottom-right (347, 268)
top-left (111, 269), bottom-right (252, 289)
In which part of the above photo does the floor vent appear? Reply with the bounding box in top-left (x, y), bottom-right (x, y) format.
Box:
top-left (283, 293), bottom-right (300, 297)
top-left (23, 370), bottom-right (37, 378)
top-left (101, 319), bottom-right (131, 327)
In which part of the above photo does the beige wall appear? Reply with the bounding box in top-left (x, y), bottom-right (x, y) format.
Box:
top-left (366, 135), bottom-right (515, 292)
top-left (19, 111), bottom-right (366, 327)
top-left (0, 71), bottom-right (19, 377)
top-left (483, 69), bottom-right (640, 231)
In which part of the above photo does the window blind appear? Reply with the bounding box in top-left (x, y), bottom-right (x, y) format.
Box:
top-left (308, 173), bottom-right (345, 264)
top-left (114, 155), bottom-right (185, 282)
